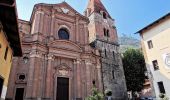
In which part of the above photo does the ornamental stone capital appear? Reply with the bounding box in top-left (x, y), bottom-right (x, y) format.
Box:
top-left (73, 59), bottom-right (81, 64)
top-left (85, 60), bottom-right (92, 65)
top-left (30, 50), bottom-right (44, 58)
top-left (47, 54), bottom-right (55, 60)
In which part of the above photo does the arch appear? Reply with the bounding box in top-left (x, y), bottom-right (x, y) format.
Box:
top-left (58, 28), bottom-right (69, 40)
top-left (57, 24), bottom-right (71, 40)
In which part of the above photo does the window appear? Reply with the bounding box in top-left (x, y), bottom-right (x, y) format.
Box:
top-left (104, 28), bottom-right (107, 36)
top-left (152, 60), bottom-right (159, 70)
top-left (157, 81), bottom-right (166, 94)
top-left (0, 77), bottom-right (4, 97)
top-left (147, 40), bottom-right (153, 49)
top-left (104, 49), bottom-right (107, 57)
top-left (58, 28), bottom-right (69, 40)
top-left (4, 46), bottom-right (8, 60)
top-left (107, 30), bottom-right (110, 37)
top-left (112, 70), bottom-right (115, 79)
top-left (103, 12), bottom-right (107, 19)
top-left (104, 28), bottom-right (110, 37)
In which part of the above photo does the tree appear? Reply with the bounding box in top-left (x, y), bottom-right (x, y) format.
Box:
top-left (122, 48), bottom-right (146, 94)
top-left (85, 86), bottom-right (104, 100)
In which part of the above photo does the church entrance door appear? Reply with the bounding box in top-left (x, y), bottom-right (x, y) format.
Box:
top-left (57, 77), bottom-right (69, 100)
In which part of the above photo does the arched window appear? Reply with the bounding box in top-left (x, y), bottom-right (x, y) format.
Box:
top-left (58, 28), bottom-right (69, 40)
top-left (107, 29), bottom-right (110, 37)
top-left (103, 12), bottom-right (107, 19)
top-left (104, 28), bottom-right (107, 36)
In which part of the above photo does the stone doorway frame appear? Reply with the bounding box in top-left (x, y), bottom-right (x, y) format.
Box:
top-left (54, 63), bottom-right (73, 100)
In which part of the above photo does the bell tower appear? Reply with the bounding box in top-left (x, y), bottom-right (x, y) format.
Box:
top-left (85, 0), bottom-right (128, 99)
top-left (85, 0), bottom-right (118, 43)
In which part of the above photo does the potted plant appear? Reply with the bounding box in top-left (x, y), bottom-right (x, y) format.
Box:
top-left (159, 93), bottom-right (169, 100)
top-left (85, 87), bottom-right (104, 100)
top-left (105, 89), bottom-right (113, 100)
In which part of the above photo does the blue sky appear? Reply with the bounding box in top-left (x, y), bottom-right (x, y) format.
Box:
top-left (16, 0), bottom-right (170, 38)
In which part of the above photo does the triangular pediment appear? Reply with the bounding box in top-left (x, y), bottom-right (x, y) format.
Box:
top-left (53, 2), bottom-right (77, 16)
top-left (53, 2), bottom-right (88, 19)
top-left (30, 2), bottom-right (88, 23)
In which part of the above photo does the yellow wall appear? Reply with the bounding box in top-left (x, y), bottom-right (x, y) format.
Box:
top-left (0, 28), bottom-right (13, 87)
top-left (141, 17), bottom-right (170, 98)
top-left (141, 18), bottom-right (170, 79)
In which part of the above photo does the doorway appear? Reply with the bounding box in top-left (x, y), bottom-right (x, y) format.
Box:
top-left (0, 77), bottom-right (4, 97)
top-left (15, 88), bottom-right (24, 100)
top-left (57, 77), bottom-right (69, 100)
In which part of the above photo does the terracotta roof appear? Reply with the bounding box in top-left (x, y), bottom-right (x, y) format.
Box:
top-left (0, 0), bottom-right (22, 56)
top-left (86, 0), bottom-right (112, 18)
top-left (135, 12), bottom-right (170, 34)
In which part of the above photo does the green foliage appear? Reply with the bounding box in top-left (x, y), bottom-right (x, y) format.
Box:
top-left (122, 48), bottom-right (146, 92)
top-left (159, 93), bottom-right (169, 100)
top-left (85, 87), bottom-right (104, 100)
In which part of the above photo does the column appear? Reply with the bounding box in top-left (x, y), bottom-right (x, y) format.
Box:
top-left (32, 52), bottom-right (43, 98)
top-left (85, 59), bottom-right (92, 96)
top-left (49, 9), bottom-right (55, 41)
top-left (76, 15), bottom-right (79, 43)
top-left (45, 54), bottom-right (54, 99)
top-left (73, 59), bottom-right (82, 99)
top-left (25, 51), bottom-right (36, 98)
top-left (84, 23), bottom-right (88, 44)
top-left (39, 11), bottom-right (44, 34)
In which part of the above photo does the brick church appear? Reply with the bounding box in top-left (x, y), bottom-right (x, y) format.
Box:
top-left (6, 0), bottom-right (127, 100)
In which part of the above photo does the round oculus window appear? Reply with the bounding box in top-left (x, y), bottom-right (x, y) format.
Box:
top-left (58, 29), bottom-right (69, 40)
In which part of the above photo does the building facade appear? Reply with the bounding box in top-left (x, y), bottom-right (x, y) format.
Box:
top-left (137, 13), bottom-right (170, 99)
top-left (6, 0), bottom-right (127, 100)
top-left (0, 0), bottom-right (22, 100)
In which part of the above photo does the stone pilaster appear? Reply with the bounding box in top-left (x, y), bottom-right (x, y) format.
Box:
top-left (74, 59), bottom-right (82, 98)
top-left (85, 60), bottom-right (92, 96)
top-left (49, 9), bottom-right (55, 41)
top-left (84, 23), bottom-right (88, 44)
top-left (25, 51), bottom-right (36, 98)
top-left (45, 54), bottom-right (54, 99)
top-left (75, 15), bottom-right (79, 43)
top-left (32, 51), bottom-right (44, 98)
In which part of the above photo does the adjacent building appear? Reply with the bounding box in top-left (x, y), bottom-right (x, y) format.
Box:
top-left (6, 0), bottom-right (127, 100)
top-left (137, 13), bottom-right (170, 99)
top-left (0, 0), bottom-right (22, 100)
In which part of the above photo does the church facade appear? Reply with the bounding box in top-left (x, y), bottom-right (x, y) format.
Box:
top-left (6, 0), bottom-right (127, 100)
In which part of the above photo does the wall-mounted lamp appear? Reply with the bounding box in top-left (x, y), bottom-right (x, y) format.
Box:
top-left (23, 56), bottom-right (29, 64)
